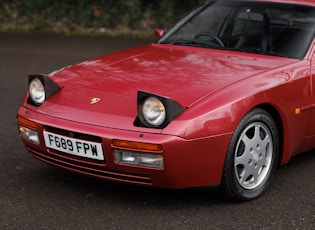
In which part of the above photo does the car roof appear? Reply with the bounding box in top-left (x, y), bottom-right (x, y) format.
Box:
top-left (216, 0), bottom-right (315, 7)
top-left (264, 0), bottom-right (315, 6)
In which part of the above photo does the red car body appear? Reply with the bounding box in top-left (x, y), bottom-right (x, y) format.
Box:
top-left (17, 0), bottom-right (315, 200)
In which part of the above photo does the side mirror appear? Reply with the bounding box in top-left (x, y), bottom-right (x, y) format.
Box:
top-left (154, 29), bottom-right (165, 39)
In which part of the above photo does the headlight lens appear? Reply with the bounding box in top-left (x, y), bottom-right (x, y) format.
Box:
top-left (142, 97), bottom-right (166, 126)
top-left (29, 78), bottom-right (45, 105)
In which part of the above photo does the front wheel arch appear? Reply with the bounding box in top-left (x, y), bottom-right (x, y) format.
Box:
top-left (259, 104), bottom-right (284, 162)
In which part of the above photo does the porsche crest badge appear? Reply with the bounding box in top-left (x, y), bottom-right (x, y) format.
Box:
top-left (90, 98), bottom-right (100, 104)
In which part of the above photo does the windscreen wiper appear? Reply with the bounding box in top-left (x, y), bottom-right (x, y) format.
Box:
top-left (161, 39), bottom-right (218, 48)
top-left (232, 48), bottom-right (287, 57)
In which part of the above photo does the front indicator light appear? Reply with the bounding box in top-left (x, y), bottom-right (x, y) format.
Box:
top-left (114, 150), bottom-right (164, 169)
top-left (112, 139), bottom-right (162, 152)
top-left (19, 126), bottom-right (40, 144)
top-left (17, 116), bottom-right (39, 144)
top-left (17, 116), bottom-right (38, 129)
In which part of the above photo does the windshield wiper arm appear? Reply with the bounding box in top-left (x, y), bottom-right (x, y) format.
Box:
top-left (161, 39), bottom-right (216, 48)
top-left (172, 39), bottom-right (209, 47)
top-left (232, 48), bottom-right (287, 57)
top-left (257, 50), bottom-right (287, 58)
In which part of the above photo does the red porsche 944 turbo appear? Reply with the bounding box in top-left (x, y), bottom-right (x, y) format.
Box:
top-left (17, 0), bottom-right (315, 201)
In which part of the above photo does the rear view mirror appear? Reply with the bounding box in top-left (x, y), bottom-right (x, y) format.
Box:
top-left (237, 11), bottom-right (264, 22)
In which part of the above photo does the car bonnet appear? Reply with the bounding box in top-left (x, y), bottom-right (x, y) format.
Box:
top-left (51, 44), bottom-right (297, 108)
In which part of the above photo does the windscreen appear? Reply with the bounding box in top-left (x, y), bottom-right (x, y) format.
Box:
top-left (158, 1), bottom-right (315, 59)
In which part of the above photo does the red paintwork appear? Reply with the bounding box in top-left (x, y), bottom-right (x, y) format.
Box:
top-left (260, 0), bottom-right (315, 7)
top-left (17, 0), bottom-right (315, 189)
top-left (50, 44), bottom-right (299, 108)
top-left (154, 29), bottom-right (165, 39)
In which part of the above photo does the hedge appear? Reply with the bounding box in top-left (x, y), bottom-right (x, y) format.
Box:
top-left (0, 0), bottom-right (204, 37)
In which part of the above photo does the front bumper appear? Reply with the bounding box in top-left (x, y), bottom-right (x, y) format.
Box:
top-left (17, 106), bottom-right (232, 189)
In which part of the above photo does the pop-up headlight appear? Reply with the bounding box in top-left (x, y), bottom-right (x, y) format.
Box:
top-left (28, 74), bottom-right (61, 106)
top-left (137, 91), bottom-right (185, 129)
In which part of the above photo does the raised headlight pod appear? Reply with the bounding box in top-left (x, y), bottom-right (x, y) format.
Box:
top-left (28, 75), bottom-right (61, 106)
top-left (137, 91), bottom-right (185, 128)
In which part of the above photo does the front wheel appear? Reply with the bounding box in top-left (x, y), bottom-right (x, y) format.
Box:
top-left (222, 108), bottom-right (279, 201)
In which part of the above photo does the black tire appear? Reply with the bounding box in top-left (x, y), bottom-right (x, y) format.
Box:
top-left (222, 108), bottom-right (279, 201)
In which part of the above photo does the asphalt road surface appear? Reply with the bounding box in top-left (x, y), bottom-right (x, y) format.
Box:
top-left (0, 32), bottom-right (314, 229)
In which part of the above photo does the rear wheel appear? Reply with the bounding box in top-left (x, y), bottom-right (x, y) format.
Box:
top-left (222, 108), bottom-right (279, 201)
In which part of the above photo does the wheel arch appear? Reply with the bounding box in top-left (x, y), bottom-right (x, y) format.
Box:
top-left (255, 103), bottom-right (284, 165)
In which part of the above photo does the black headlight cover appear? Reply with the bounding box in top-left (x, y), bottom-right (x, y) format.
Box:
top-left (137, 91), bottom-right (185, 129)
top-left (27, 74), bottom-right (61, 106)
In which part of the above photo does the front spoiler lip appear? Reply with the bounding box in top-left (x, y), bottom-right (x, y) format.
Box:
top-left (26, 145), bottom-right (153, 186)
